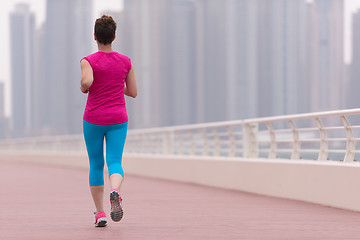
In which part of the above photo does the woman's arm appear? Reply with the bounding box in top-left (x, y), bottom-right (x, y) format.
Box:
top-left (80, 59), bottom-right (93, 94)
top-left (124, 66), bottom-right (137, 98)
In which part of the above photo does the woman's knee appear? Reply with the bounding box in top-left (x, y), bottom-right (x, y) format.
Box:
top-left (107, 161), bottom-right (124, 178)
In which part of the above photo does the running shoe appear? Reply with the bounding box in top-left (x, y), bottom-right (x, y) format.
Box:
top-left (94, 211), bottom-right (107, 227)
top-left (110, 189), bottom-right (123, 222)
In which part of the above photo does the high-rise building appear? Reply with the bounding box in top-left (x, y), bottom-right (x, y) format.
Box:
top-left (164, 0), bottom-right (197, 125)
top-left (121, 0), bottom-right (202, 127)
top-left (224, 0), bottom-right (258, 120)
top-left (122, 0), bottom-right (166, 128)
top-left (31, 23), bottom-right (47, 135)
top-left (0, 82), bottom-right (4, 119)
top-left (307, 0), bottom-right (344, 112)
top-left (348, 10), bottom-right (360, 108)
top-left (198, 0), bottom-right (228, 122)
top-left (283, 0), bottom-right (309, 115)
top-left (0, 82), bottom-right (8, 139)
top-left (9, 4), bottom-right (35, 137)
top-left (44, 0), bottom-right (93, 134)
top-left (256, 0), bottom-right (310, 118)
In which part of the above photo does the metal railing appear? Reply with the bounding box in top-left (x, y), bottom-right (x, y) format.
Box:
top-left (1, 109), bottom-right (360, 162)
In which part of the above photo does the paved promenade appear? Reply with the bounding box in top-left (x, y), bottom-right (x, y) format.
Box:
top-left (1, 160), bottom-right (360, 239)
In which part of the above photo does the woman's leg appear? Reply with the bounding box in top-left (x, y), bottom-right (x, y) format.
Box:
top-left (83, 120), bottom-right (106, 212)
top-left (109, 174), bottom-right (123, 192)
top-left (90, 186), bottom-right (104, 212)
top-left (105, 121), bottom-right (128, 192)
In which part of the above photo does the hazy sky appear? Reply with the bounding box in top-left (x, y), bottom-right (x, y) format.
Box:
top-left (0, 0), bottom-right (359, 117)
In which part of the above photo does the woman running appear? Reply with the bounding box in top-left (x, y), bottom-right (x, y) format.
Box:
top-left (80, 15), bottom-right (137, 227)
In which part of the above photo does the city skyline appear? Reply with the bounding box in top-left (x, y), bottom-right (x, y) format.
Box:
top-left (1, 0), bottom-right (360, 138)
top-left (1, 0), bottom-right (360, 118)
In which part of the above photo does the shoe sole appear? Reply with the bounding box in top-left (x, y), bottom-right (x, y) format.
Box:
top-left (110, 191), bottom-right (123, 222)
top-left (95, 219), bottom-right (107, 227)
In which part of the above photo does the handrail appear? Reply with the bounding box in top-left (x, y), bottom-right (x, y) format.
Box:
top-left (1, 108), bottom-right (360, 162)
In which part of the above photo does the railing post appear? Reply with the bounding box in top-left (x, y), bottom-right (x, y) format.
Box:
top-left (314, 117), bottom-right (328, 161)
top-left (288, 120), bottom-right (300, 159)
top-left (265, 122), bottom-right (277, 158)
top-left (146, 134), bottom-right (152, 154)
top-left (188, 130), bottom-right (195, 155)
top-left (211, 127), bottom-right (220, 156)
top-left (163, 131), bottom-right (174, 155)
top-left (243, 122), bottom-right (258, 158)
top-left (341, 115), bottom-right (355, 162)
top-left (177, 131), bottom-right (184, 155)
top-left (226, 126), bottom-right (236, 157)
top-left (140, 134), bottom-right (145, 154)
top-left (157, 133), bottom-right (162, 154)
top-left (201, 128), bottom-right (208, 156)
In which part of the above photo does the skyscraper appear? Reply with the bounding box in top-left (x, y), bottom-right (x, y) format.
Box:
top-left (122, 0), bottom-right (166, 128)
top-left (225, 0), bottom-right (258, 120)
top-left (0, 82), bottom-right (8, 139)
top-left (348, 9), bottom-right (360, 108)
top-left (44, 0), bottom-right (93, 134)
top-left (283, 0), bottom-right (309, 115)
top-left (0, 82), bottom-right (4, 119)
top-left (199, 0), bottom-right (228, 122)
top-left (256, 0), bottom-right (310, 118)
top-left (9, 4), bottom-right (35, 137)
top-left (308, 0), bottom-right (344, 112)
top-left (32, 23), bottom-right (47, 134)
top-left (165, 0), bottom-right (197, 125)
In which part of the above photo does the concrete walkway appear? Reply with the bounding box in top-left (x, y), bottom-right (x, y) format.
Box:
top-left (1, 160), bottom-right (360, 239)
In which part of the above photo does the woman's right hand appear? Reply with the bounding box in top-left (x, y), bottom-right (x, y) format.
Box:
top-left (80, 86), bottom-right (89, 94)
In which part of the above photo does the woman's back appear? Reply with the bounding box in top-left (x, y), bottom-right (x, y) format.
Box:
top-left (82, 51), bottom-right (131, 125)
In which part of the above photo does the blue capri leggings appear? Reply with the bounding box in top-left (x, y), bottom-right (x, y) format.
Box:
top-left (83, 120), bottom-right (128, 186)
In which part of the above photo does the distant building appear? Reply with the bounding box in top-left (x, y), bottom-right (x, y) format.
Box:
top-left (348, 10), bottom-right (360, 109)
top-left (307, 0), bottom-right (344, 112)
top-left (121, 0), bottom-right (166, 128)
top-left (224, 0), bottom-right (258, 120)
top-left (255, 0), bottom-right (310, 118)
top-left (9, 4), bottom-right (35, 137)
top-left (164, 0), bottom-right (197, 125)
top-left (198, 0), bottom-right (228, 123)
top-left (0, 82), bottom-right (4, 119)
top-left (44, 0), bottom-right (93, 135)
top-left (30, 23), bottom-right (48, 136)
top-left (0, 82), bottom-right (9, 139)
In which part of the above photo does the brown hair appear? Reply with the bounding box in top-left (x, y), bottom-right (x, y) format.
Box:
top-left (94, 15), bottom-right (117, 45)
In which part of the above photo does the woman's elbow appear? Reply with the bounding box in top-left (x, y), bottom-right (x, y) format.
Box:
top-left (128, 88), bottom-right (137, 98)
top-left (81, 79), bottom-right (91, 89)
top-left (131, 92), bottom-right (137, 98)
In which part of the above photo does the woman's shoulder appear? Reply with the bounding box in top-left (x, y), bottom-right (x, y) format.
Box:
top-left (114, 52), bottom-right (130, 61)
top-left (83, 51), bottom-right (102, 58)
top-left (82, 52), bottom-right (103, 66)
top-left (113, 52), bottom-right (131, 70)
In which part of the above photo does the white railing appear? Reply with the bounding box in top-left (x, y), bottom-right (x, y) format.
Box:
top-left (1, 109), bottom-right (360, 162)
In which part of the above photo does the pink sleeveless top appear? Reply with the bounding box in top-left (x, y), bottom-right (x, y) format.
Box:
top-left (81, 52), bottom-right (131, 125)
